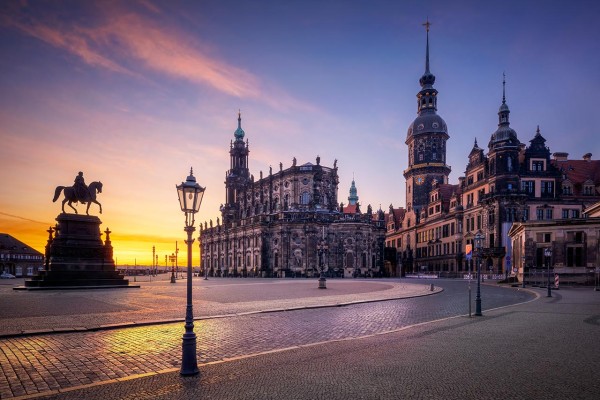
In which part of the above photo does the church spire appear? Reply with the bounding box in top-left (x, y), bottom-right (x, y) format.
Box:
top-left (419, 18), bottom-right (436, 91)
top-left (348, 178), bottom-right (359, 206)
top-left (417, 19), bottom-right (437, 114)
top-left (498, 73), bottom-right (510, 125)
top-left (234, 109), bottom-right (245, 140)
top-left (424, 18), bottom-right (431, 74)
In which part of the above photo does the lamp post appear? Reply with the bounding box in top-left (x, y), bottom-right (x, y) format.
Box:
top-left (317, 227), bottom-right (328, 289)
top-left (522, 255), bottom-right (526, 288)
top-left (176, 167), bottom-right (205, 376)
top-left (170, 253), bottom-right (176, 283)
top-left (474, 232), bottom-right (484, 316)
top-left (544, 247), bottom-right (552, 297)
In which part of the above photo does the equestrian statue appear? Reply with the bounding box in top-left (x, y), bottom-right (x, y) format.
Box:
top-left (53, 171), bottom-right (103, 215)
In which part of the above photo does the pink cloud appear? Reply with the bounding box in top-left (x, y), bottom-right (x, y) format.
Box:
top-left (1, 3), bottom-right (315, 112)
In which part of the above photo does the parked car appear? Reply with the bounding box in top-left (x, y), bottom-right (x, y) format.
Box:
top-left (0, 272), bottom-right (16, 279)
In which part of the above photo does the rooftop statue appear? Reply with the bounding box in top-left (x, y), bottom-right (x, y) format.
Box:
top-left (52, 171), bottom-right (103, 215)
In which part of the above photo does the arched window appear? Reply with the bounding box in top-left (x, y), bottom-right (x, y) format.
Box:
top-left (300, 192), bottom-right (310, 205)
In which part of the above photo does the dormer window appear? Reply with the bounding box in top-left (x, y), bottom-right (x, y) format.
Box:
top-left (583, 184), bottom-right (595, 195)
top-left (531, 160), bottom-right (545, 172)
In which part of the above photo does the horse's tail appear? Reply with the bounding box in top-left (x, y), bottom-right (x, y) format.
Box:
top-left (52, 186), bottom-right (65, 202)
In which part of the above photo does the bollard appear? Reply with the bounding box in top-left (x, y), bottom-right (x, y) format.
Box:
top-left (430, 283), bottom-right (434, 291)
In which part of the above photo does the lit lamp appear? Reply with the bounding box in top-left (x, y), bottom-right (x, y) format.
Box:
top-left (474, 232), bottom-right (484, 316)
top-left (176, 168), bottom-right (205, 376)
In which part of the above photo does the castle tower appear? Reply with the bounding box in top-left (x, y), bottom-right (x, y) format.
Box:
top-left (487, 74), bottom-right (521, 192)
top-left (403, 20), bottom-right (451, 215)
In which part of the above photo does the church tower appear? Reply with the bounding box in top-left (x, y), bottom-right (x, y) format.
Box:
top-left (403, 21), bottom-right (451, 216)
top-left (223, 112), bottom-right (250, 224)
top-left (348, 178), bottom-right (359, 205)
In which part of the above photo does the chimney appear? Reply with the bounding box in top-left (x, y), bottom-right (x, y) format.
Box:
top-left (553, 152), bottom-right (569, 161)
top-left (583, 153), bottom-right (592, 161)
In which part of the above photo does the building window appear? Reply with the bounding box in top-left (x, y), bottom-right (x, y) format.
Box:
top-left (521, 180), bottom-right (535, 194)
top-left (546, 208), bottom-right (553, 220)
top-left (532, 160), bottom-right (544, 171)
top-left (583, 185), bottom-right (594, 195)
top-left (300, 192), bottom-right (310, 205)
top-left (536, 209), bottom-right (544, 220)
top-left (562, 184), bottom-right (573, 195)
top-left (541, 181), bottom-right (554, 197)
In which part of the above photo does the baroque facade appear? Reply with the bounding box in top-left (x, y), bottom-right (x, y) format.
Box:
top-left (385, 28), bottom-right (600, 278)
top-left (200, 114), bottom-right (386, 278)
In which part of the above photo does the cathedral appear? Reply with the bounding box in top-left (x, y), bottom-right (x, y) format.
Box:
top-left (385, 26), bottom-right (600, 280)
top-left (199, 113), bottom-right (386, 278)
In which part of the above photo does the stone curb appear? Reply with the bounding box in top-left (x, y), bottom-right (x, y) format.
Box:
top-left (0, 287), bottom-right (442, 339)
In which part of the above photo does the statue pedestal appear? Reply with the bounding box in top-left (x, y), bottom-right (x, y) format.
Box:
top-left (19, 214), bottom-right (137, 290)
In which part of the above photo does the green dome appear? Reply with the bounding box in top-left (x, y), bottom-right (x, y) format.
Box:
top-left (234, 112), bottom-right (245, 140)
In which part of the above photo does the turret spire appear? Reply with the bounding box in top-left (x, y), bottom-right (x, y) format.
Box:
top-left (502, 72), bottom-right (506, 105)
top-left (423, 18), bottom-right (431, 74)
top-left (234, 109), bottom-right (245, 140)
top-left (498, 73), bottom-right (510, 125)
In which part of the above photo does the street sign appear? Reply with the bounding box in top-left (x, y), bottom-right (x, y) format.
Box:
top-left (465, 244), bottom-right (472, 261)
top-left (544, 248), bottom-right (552, 257)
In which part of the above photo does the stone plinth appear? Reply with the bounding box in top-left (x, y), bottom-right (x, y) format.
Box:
top-left (20, 214), bottom-right (135, 289)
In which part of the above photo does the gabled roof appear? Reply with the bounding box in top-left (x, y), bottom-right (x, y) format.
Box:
top-left (0, 233), bottom-right (43, 255)
top-left (438, 184), bottom-right (459, 202)
top-left (552, 159), bottom-right (600, 193)
top-left (385, 207), bottom-right (406, 228)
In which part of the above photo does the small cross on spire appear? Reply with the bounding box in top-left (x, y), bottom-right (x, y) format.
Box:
top-left (422, 18), bottom-right (431, 32)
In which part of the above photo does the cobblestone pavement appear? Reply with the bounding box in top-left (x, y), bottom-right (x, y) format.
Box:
top-left (0, 278), bottom-right (433, 336)
top-left (38, 286), bottom-right (598, 400)
top-left (0, 279), bottom-right (533, 399)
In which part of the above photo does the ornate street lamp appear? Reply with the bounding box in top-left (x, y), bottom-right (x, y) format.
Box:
top-left (474, 232), bottom-right (484, 316)
top-left (170, 253), bottom-right (176, 283)
top-left (544, 247), bottom-right (552, 298)
top-left (176, 167), bottom-right (205, 376)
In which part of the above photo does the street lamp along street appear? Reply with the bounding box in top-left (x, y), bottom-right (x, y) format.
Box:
top-left (474, 232), bottom-right (484, 317)
top-left (176, 168), bottom-right (206, 376)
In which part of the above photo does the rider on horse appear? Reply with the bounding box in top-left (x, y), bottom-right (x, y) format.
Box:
top-left (73, 171), bottom-right (90, 203)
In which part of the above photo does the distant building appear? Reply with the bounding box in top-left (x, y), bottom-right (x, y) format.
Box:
top-left (0, 233), bottom-right (44, 276)
top-left (385, 28), bottom-right (600, 278)
top-left (508, 209), bottom-right (600, 284)
top-left (200, 114), bottom-right (386, 278)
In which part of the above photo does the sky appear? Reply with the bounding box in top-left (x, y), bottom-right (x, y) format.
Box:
top-left (1, 0), bottom-right (598, 267)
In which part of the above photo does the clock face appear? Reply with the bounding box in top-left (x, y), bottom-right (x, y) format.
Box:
top-left (416, 176), bottom-right (424, 185)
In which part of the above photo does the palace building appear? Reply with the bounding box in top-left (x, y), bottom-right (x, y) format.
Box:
top-left (385, 27), bottom-right (600, 279)
top-left (199, 114), bottom-right (386, 278)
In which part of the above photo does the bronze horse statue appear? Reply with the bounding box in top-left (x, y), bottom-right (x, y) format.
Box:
top-left (53, 181), bottom-right (103, 215)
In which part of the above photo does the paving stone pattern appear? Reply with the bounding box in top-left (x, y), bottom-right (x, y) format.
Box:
top-left (33, 288), bottom-right (600, 400)
top-left (0, 280), bottom-right (531, 399)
